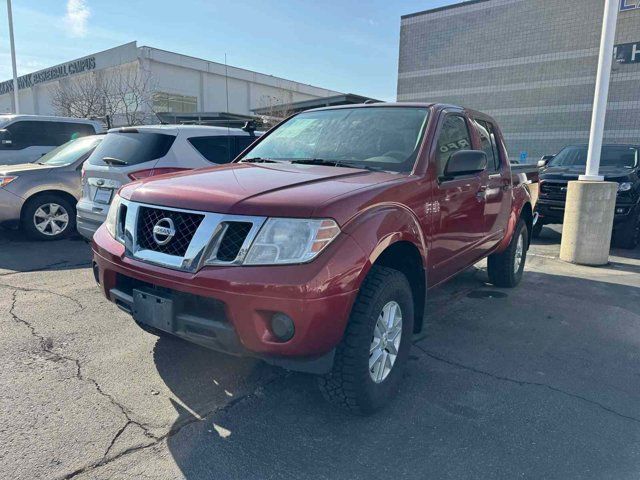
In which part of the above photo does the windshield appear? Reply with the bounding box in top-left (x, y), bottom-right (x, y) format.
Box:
top-left (88, 132), bottom-right (176, 166)
top-left (241, 107), bottom-right (430, 173)
top-left (38, 136), bottom-right (103, 166)
top-left (549, 145), bottom-right (638, 169)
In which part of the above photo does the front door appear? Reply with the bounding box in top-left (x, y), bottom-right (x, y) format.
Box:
top-left (429, 112), bottom-right (487, 285)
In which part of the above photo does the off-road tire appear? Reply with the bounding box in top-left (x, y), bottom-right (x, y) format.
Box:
top-left (318, 265), bottom-right (414, 415)
top-left (21, 194), bottom-right (76, 241)
top-left (487, 219), bottom-right (528, 288)
top-left (613, 213), bottom-right (640, 250)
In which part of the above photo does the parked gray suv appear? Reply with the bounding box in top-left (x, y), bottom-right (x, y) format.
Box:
top-left (0, 135), bottom-right (103, 240)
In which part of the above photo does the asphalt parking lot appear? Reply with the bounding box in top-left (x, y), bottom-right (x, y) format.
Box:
top-left (1, 227), bottom-right (640, 480)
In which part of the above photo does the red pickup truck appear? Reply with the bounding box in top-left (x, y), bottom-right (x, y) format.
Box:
top-left (92, 103), bottom-right (533, 414)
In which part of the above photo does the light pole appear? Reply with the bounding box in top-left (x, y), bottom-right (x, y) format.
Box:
top-left (559, 0), bottom-right (619, 265)
top-left (6, 0), bottom-right (19, 114)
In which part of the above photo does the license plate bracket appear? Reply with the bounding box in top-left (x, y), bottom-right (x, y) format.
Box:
top-left (94, 187), bottom-right (113, 205)
top-left (132, 289), bottom-right (174, 332)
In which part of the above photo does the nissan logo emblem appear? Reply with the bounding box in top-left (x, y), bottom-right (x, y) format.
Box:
top-left (152, 218), bottom-right (176, 246)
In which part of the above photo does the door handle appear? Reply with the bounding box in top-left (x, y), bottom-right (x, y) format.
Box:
top-left (476, 186), bottom-right (487, 201)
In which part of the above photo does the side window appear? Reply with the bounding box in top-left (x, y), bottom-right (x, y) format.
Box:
top-left (5, 121), bottom-right (94, 148)
top-left (236, 136), bottom-right (256, 155)
top-left (436, 115), bottom-right (472, 178)
top-left (5, 121), bottom-right (32, 149)
top-left (477, 119), bottom-right (501, 171)
top-left (188, 136), bottom-right (233, 163)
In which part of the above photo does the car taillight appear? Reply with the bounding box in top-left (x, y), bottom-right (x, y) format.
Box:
top-left (127, 168), bottom-right (189, 181)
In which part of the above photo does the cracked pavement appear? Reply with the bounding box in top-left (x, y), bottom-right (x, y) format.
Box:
top-left (1, 227), bottom-right (640, 479)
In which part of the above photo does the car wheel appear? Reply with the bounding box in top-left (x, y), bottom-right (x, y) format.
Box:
top-left (613, 214), bottom-right (640, 250)
top-left (531, 220), bottom-right (543, 239)
top-left (318, 265), bottom-right (414, 415)
top-left (487, 218), bottom-right (528, 288)
top-left (21, 194), bottom-right (76, 241)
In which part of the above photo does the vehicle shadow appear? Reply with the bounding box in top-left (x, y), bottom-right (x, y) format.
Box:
top-left (0, 228), bottom-right (91, 273)
top-left (152, 264), bottom-right (640, 479)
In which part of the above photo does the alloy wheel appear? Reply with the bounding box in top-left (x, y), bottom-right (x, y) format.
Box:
top-left (514, 232), bottom-right (524, 274)
top-left (33, 203), bottom-right (69, 237)
top-left (369, 300), bottom-right (403, 383)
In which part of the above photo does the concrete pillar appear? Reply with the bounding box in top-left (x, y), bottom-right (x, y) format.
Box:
top-left (559, 181), bottom-right (617, 266)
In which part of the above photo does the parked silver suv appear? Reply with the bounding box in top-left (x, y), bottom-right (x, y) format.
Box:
top-left (77, 125), bottom-right (261, 240)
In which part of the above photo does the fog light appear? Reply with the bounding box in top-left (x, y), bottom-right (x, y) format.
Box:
top-left (270, 313), bottom-right (295, 342)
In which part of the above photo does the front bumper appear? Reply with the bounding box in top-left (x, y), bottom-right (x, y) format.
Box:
top-left (536, 199), bottom-right (639, 228)
top-left (92, 225), bottom-right (367, 373)
top-left (0, 188), bottom-right (24, 229)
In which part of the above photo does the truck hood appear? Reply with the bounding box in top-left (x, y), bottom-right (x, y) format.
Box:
top-left (540, 165), bottom-right (636, 183)
top-left (121, 162), bottom-right (400, 220)
top-left (0, 162), bottom-right (54, 176)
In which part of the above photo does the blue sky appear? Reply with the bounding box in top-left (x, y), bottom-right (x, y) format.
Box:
top-left (0, 0), bottom-right (457, 101)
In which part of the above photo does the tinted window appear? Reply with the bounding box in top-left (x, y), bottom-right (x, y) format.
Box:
top-left (89, 132), bottom-right (176, 166)
top-left (188, 136), bottom-right (233, 163)
top-left (436, 115), bottom-right (472, 177)
top-left (475, 120), bottom-right (500, 171)
top-left (549, 146), bottom-right (638, 168)
top-left (236, 136), bottom-right (257, 153)
top-left (6, 120), bottom-right (96, 148)
top-left (39, 136), bottom-right (102, 166)
top-left (241, 107), bottom-right (429, 173)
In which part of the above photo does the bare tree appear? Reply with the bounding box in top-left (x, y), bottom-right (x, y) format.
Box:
top-left (257, 92), bottom-right (295, 128)
top-left (103, 67), bottom-right (157, 126)
top-left (49, 66), bottom-right (157, 126)
top-left (50, 72), bottom-right (107, 119)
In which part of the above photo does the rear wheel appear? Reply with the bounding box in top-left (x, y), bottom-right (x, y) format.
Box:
top-left (318, 265), bottom-right (414, 415)
top-left (21, 194), bottom-right (76, 241)
top-left (487, 219), bottom-right (528, 288)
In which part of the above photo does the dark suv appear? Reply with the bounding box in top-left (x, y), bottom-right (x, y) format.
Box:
top-left (536, 145), bottom-right (640, 249)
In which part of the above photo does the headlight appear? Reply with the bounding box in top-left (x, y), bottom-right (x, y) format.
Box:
top-left (243, 218), bottom-right (340, 265)
top-left (0, 176), bottom-right (17, 188)
top-left (618, 182), bottom-right (632, 192)
top-left (105, 193), bottom-right (123, 241)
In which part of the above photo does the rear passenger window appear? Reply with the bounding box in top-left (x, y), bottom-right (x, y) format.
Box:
top-left (188, 136), bottom-right (233, 163)
top-left (6, 120), bottom-right (96, 148)
top-left (476, 120), bottom-right (500, 171)
top-left (436, 115), bottom-right (471, 178)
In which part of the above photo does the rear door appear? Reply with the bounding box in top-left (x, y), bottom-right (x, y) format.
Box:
top-left (82, 130), bottom-right (177, 209)
top-left (474, 118), bottom-right (511, 246)
top-left (429, 111), bottom-right (487, 285)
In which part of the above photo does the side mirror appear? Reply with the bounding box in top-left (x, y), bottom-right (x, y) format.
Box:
top-left (538, 155), bottom-right (554, 168)
top-left (0, 129), bottom-right (12, 147)
top-left (444, 150), bottom-right (487, 177)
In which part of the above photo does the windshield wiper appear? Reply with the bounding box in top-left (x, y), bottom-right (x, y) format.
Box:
top-left (241, 157), bottom-right (281, 163)
top-left (291, 158), bottom-right (386, 172)
top-left (102, 156), bottom-right (128, 166)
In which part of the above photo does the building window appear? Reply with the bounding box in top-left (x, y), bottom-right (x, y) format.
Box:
top-left (153, 92), bottom-right (197, 113)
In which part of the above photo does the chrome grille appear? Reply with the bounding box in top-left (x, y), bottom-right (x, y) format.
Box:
top-left (540, 181), bottom-right (568, 200)
top-left (122, 200), bottom-right (267, 272)
top-left (136, 206), bottom-right (204, 256)
top-left (216, 222), bottom-right (253, 262)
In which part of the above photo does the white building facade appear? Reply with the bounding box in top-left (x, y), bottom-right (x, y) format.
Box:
top-left (0, 42), bottom-right (341, 124)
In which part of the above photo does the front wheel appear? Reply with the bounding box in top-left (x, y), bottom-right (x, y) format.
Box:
top-left (21, 194), bottom-right (76, 241)
top-left (487, 219), bottom-right (528, 288)
top-left (318, 266), bottom-right (414, 415)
